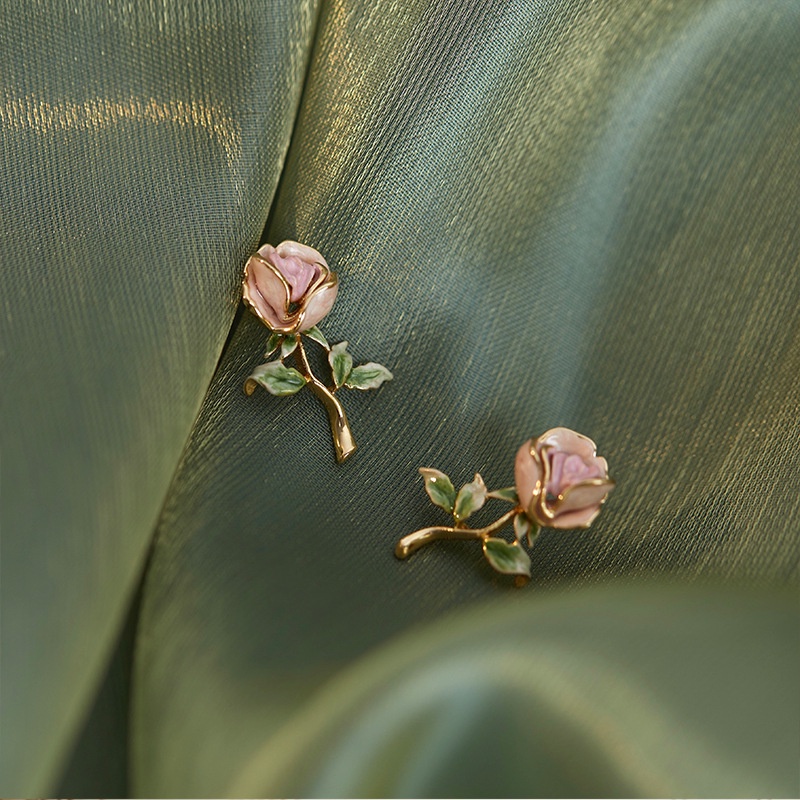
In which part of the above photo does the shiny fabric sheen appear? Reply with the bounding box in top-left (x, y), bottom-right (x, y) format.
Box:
top-left (232, 585), bottom-right (799, 797)
top-left (0, 0), bottom-right (318, 792)
top-left (1, 0), bottom-right (798, 796)
top-left (131, 0), bottom-right (799, 796)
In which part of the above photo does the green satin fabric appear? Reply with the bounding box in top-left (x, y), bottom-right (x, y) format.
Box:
top-left (2, 0), bottom-right (799, 796)
top-left (230, 585), bottom-right (799, 798)
top-left (0, 0), bottom-right (319, 792)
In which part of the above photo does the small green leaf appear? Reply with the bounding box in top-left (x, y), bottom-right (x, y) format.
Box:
top-left (247, 362), bottom-right (307, 396)
top-left (483, 538), bottom-right (532, 579)
top-left (454, 473), bottom-right (487, 522)
top-left (527, 517), bottom-right (541, 547)
top-left (344, 362), bottom-right (393, 390)
top-left (281, 335), bottom-right (298, 359)
top-left (488, 486), bottom-right (519, 503)
top-left (264, 332), bottom-right (283, 358)
top-left (419, 468), bottom-right (456, 514)
top-left (513, 513), bottom-right (539, 547)
top-left (304, 326), bottom-right (329, 350)
top-left (328, 342), bottom-right (353, 388)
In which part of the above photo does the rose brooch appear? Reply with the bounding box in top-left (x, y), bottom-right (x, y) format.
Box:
top-left (395, 428), bottom-right (614, 586)
top-left (242, 241), bottom-right (392, 462)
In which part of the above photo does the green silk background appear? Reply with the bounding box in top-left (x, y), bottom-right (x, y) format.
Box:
top-left (1, 0), bottom-right (798, 797)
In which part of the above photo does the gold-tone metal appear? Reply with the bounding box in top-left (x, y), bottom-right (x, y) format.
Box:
top-left (537, 443), bottom-right (556, 521)
top-left (395, 508), bottom-right (520, 559)
top-left (242, 241), bottom-right (391, 463)
top-left (397, 429), bottom-right (613, 584)
top-left (525, 440), bottom-right (545, 519)
top-left (294, 336), bottom-right (356, 463)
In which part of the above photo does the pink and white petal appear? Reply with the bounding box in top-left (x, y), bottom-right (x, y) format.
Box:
top-left (546, 450), bottom-right (567, 496)
top-left (556, 479), bottom-right (615, 514)
top-left (514, 440), bottom-right (543, 512)
top-left (536, 427), bottom-right (598, 461)
top-left (276, 240), bottom-right (328, 268)
top-left (546, 452), bottom-right (604, 496)
top-left (243, 257), bottom-right (290, 329)
top-left (564, 454), bottom-right (607, 485)
top-left (256, 243), bottom-right (276, 259)
top-left (298, 282), bottom-right (338, 330)
top-left (270, 252), bottom-right (318, 301)
top-left (550, 505), bottom-right (602, 529)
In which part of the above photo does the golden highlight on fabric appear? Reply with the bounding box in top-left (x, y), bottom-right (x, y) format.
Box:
top-left (0, 91), bottom-right (240, 165)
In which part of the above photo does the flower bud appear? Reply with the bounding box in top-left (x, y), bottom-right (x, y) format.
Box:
top-left (515, 427), bottom-right (614, 529)
top-left (243, 240), bottom-right (338, 334)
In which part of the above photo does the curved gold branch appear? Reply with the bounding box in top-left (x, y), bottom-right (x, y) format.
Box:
top-left (295, 336), bottom-right (356, 463)
top-left (395, 508), bottom-right (520, 559)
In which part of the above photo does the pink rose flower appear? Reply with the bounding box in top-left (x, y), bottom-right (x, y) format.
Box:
top-left (514, 427), bottom-right (614, 529)
top-left (242, 240), bottom-right (338, 334)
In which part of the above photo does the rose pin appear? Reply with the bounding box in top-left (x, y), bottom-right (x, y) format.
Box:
top-left (395, 428), bottom-right (614, 586)
top-left (242, 241), bottom-right (392, 462)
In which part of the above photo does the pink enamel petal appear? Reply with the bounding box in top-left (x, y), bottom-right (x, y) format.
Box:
top-left (514, 440), bottom-right (543, 512)
top-left (556, 479), bottom-right (615, 514)
top-left (537, 427), bottom-right (598, 461)
top-left (550, 453), bottom-right (607, 496)
top-left (276, 240), bottom-right (329, 268)
top-left (270, 252), bottom-right (318, 301)
top-left (256, 243), bottom-right (276, 259)
top-left (562, 454), bottom-right (606, 483)
top-left (243, 257), bottom-right (290, 330)
top-left (549, 505), bottom-right (602, 530)
top-left (546, 450), bottom-right (566, 496)
top-left (298, 281), bottom-right (338, 331)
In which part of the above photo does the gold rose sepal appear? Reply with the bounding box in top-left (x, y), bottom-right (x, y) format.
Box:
top-left (395, 428), bottom-right (614, 586)
top-left (242, 241), bottom-right (392, 463)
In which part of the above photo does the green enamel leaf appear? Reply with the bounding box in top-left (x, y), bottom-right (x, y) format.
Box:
top-left (513, 513), bottom-right (540, 547)
top-left (483, 538), bottom-right (532, 579)
top-left (247, 362), bottom-right (307, 396)
top-left (419, 468), bottom-right (456, 514)
top-left (328, 341), bottom-right (353, 388)
top-left (514, 512), bottom-right (530, 545)
top-left (488, 486), bottom-right (519, 503)
top-left (303, 325), bottom-right (329, 350)
top-left (281, 335), bottom-right (298, 359)
top-left (527, 518), bottom-right (541, 547)
top-left (344, 362), bottom-right (393, 391)
top-left (454, 473), bottom-right (487, 522)
top-left (264, 332), bottom-right (283, 358)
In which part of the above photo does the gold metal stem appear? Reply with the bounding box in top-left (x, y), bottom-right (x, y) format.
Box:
top-left (295, 335), bottom-right (357, 463)
top-left (395, 508), bottom-right (520, 559)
